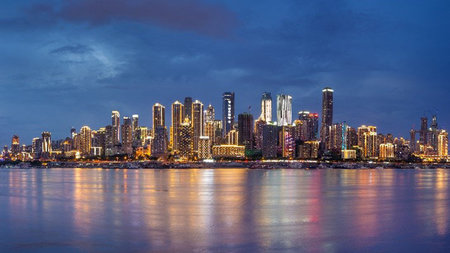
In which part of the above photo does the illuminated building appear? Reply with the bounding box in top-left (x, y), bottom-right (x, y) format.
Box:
top-left (32, 137), bottom-right (42, 159)
top-left (438, 130), bottom-right (448, 157)
top-left (357, 125), bottom-right (378, 159)
top-left (212, 145), bottom-right (245, 159)
top-left (320, 87), bottom-right (334, 151)
top-left (254, 118), bottom-right (266, 150)
top-left (276, 94), bottom-right (292, 126)
top-left (222, 92), bottom-right (235, 137)
top-left (152, 103), bottom-right (165, 135)
top-left (131, 114), bottom-right (139, 143)
top-left (341, 149), bottom-right (357, 160)
top-left (262, 123), bottom-right (278, 158)
top-left (121, 117), bottom-right (133, 155)
top-left (171, 101), bottom-right (185, 152)
top-left (213, 120), bottom-right (223, 144)
top-left (420, 117), bottom-right (428, 145)
top-left (11, 135), bottom-right (20, 155)
top-left (279, 125), bottom-right (295, 158)
top-left (79, 126), bottom-right (92, 156)
top-left (225, 129), bottom-right (239, 145)
top-left (184, 97), bottom-right (193, 122)
top-left (41, 131), bottom-right (52, 159)
top-left (204, 104), bottom-right (215, 123)
top-left (298, 111), bottom-right (320, 141)
top-left (297, 141), bottom-right (320, 159)
top-left (71, 127), bottom-right (76, 139)
top-left (135, 126), bottom-right (148, 147)
top-left (328, 122), bottom-right (350, 154)
top-left (152, 126), bottom-right (168, 157)
top-left (238, 112), bottom-right (254, 150)
top-left (198, 136), bottom-right (212, 159)
top-left (260, 92), bottom-right (272, 122)
top-left (428, 115), bottom-right (439, 153)
top-left (111, 111), bottom-right (121, 145)
top-left (379, 143), bottom-right (395, 160)
top-left (204, 121), bottom-right (216, 146)
top-left (179, 118), bottom-right (193, 158)
top-left (192, 100), bottom-right (204, 152)
top-left (105, 125), bottom-right (114, 156)
top-left (92, 127), bottom-right (106, 156)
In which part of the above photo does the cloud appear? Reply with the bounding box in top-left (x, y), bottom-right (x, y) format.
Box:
top-left (50, 44), bottom-right (94, 55)
top-left (27, 0), bottom-right (238, 37)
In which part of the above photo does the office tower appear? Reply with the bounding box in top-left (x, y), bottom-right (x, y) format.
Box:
top-left (254, 118), bottom-right (266, 150)
top-left (222, 92), bottom-right (235, 137)
top-left (11, 135), bottom-right (20, 155)
top-left (32, 137), bottom-right (42, 158)
top-left (121, 117), bottom-right (133, 155)
top-left (280, 125), bottom-right (295, 158)
top-left (92, 128), bottom-right (106, 156)
top-left (262, 123), bottom-right (279, 158)
top-left (357, 125), bottom-right (377, 158)
top-left (170, 101), bottom-right (184, 152)
top-left (260, 92), bottom-right (272, 122)
top-left (41, 132), bottom-right (52, 159)
top-left (152, 126), bottom-right (168, 156)
top-left (179, 118), bottom-right (193, 158)
top-left (238, 113), bottom-right (254, 150)
top-left (204, 104), bottom-right (215, 123)
top-left (111, 111), bottom-right (121, 145)
top-left (184, 97), bottom-right (193, 122)
top-left (192, 100), bottom-right (204, 152)
top-left (71, 127), bottom-right (76, 139)
top-left (198, 136), bottom-right (212, 159)
top-left (79, 126), bottom-right (92, 156)
top-left (420, 117), bottom-right (428, 145)
top-left (276, 94), bottom-right (292, 126)
top-left (438, 130), bottom-right (448, 157)
top-left (153, 103), bottom-right (165, 134)
top-left (320, 87), bottom-right (334, 150)
top-left (328, 122), bottom-right (349, 152)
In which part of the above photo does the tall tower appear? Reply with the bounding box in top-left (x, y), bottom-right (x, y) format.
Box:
top-left (121, 117), bottom-right (133, 155)
top-left (111, 111), bottom-right (121, 145)
top-left (11, 135), bottom-right (20, 155)
top-left (171, 101), bottom-right (185, 152)
top-left (80, 126), bottom-right (92, 156)
top-left (276, 94), bottom-right (292, 126)
top-left (260, 92), bottom-right (272, 122)
top-left (320, 87), bottom-right (334, 150)
top-left (238, 113), bottom-right (254, 149)
top-left (41, 132), bottom-right (52, 159)
top-left (438, 130), bottom-right (448, 157)
top-left (222, 92), bottom-right (235, 137)
top-left (192, 100), bottom-right (204, 151)
top-left (204, 104), bottom-right (215, 123)
top-left (152, 103), bottom-right (165, 134)
top-left (184, 97), bottom-right (193, 122)
top-left (420, 117), bottom-right (428, 145)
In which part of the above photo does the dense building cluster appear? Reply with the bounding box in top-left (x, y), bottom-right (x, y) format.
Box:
top-left (1, 87), bottom-right (448, 162)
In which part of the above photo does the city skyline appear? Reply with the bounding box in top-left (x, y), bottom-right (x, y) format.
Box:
top-left (1, 1), bottom-right (450, 146)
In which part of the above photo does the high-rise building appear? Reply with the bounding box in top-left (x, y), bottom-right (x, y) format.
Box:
top-left (153, 103), bottom-right (165, 134)
top-left (238, 113), bottom-right (254, 150)
top-left (105, 125), bottom-right (114, 156)
top-left (170, 101), bottom-right (184, 152)
top-left (428, 115), bottom-right (439, 152)
top-left (152, 126), bottom-right (168, 156)
top-left (111, 111), bottom-right (121, 145)
top-left (379, 143), bottom-right (395, 160)
top-left (198, 136), bottom-right (212, 159)
top-left (320, 87), bottom-right (334, 150)
top-left (260, 92), bottom-right (272, 122)
top-left (222, 92), bottom-right (235, 137)
top-left (121, 117), bottom-right (133, 155)
top-left (41, 132), bottom-right (52, 159)
top-left (11, 135), bottom-right (20, 155)
top-left (179, 118), bottom-right (193, 158)
top-left (192, 100), bottom-right (204, 152)
top-left (184, 97), bottom-right (193, 122)
top-left (92, 128), bottom-right (106, 157)
top-left (420, 117), bottom-right (428, 145)
top-left (79, 126), bottom-right (92, 156)
top-left (32, 137), bottom-right (42, 159)
top-left (276, 94), bottom-right (292, 126)
top-left (438, 130), bottom-right (448, 157)
top-left (357, 125), bottom-right (377, 159)
top-left (254, 118), bottom-right (266, 150)
top-left (262, 123), bottom-right (278, 158)
top-left (279, 125), bottom-right (295, 158)
top-left (204, 104), bottom-right (215, 123)
top-left (71, 128), bottom-right (77, 139)
top-left (225, 129), bottom-right (239, 145)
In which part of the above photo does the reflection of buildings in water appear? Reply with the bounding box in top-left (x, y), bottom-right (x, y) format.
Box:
top-left (434, 170), bottom-right (448, 236)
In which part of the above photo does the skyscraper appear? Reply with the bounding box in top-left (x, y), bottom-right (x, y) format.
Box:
top-left (32, 137), bottom-right (42, 159)
top-left (222, 92), bottom-right (235, 137)
top-left (79, 126), bottom-right (92, 156)
top-left (260, 92), bottom-right (272, 122)
top-left (276, 94), bottom-right (292, 126)
top-left (184, 97), bottom-right (193, 122)
top-left (171, 101), bottom-right (184, 152)
top-left (438, 130), bottom-right (448, 157)
top-left (152, 103), bottom-right (165, 134)
top-left (111, 111), bottom-right (121, 145)
top-left (420, 117), bottom-right (428, 145)
top-left (41, 132), bottom-right (52, 159)
top-left (320, 87), bottom-right (334, 150)
top-left (238, 113), bottom-right (254, 150)
top-left (11, 135), bottom-right (20, 155)
top-left (121, 117), bottom-right (133, 155)
top-left (262, 123), bottom-right (278, 158)
top-left (152, 126), bottom-right (168, 156)
top-left (179, 118), bottom-right (193, 158)
top-left (192, 100), bottom-right (204, 152)
top-left (204, 104), bottom-right (215, 123)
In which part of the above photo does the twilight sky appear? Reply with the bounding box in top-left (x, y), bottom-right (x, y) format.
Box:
top-left (1, 0), bottom-right (449, 146)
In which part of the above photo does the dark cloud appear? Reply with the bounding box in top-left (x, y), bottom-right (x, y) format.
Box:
top-left (50, 44), bottom-right (93, 55)
top-left (27, 0), bottom-right (238, 37)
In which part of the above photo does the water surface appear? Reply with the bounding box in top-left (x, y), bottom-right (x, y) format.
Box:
top-left (0, 168), bottom-right (449, 252)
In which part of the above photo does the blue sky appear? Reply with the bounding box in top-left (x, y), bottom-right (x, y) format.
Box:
top-left (0, 0), bottom-right (449, 146)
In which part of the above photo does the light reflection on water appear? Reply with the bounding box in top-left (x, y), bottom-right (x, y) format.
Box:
top-left (0, 168), bottom-right (450, 252)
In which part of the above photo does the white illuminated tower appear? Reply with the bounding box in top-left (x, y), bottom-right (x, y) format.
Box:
top-left (276, 94), bottom-right (292, 126)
